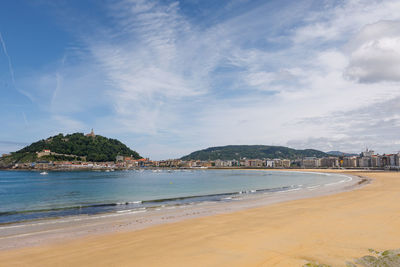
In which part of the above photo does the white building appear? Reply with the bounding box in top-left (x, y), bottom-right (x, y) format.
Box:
top-left (265, 160), bottom-right (274, 168)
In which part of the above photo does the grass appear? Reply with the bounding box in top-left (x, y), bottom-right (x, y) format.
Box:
top-left (303, 249), bottom-right (400, 267)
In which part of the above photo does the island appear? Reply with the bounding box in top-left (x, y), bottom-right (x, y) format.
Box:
top-left (0, 130), bottom-right (142, 170)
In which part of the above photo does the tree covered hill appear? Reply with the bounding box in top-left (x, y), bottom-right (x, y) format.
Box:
top-left (327, 151), bottom-right (358, 157)
top-left (2, 133), bottom-right (141, 164)
top-left (180, 145), bottom-right (328, 161)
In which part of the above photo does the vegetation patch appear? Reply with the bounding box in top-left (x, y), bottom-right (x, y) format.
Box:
top-left (181, 145), bottom-right (328, 161)
top-left (0, 133), bottom-right (141, 164)
top-left (303, 262), bottom-right (332, 267)
top-left (303, 249), bottom-right (400, 267)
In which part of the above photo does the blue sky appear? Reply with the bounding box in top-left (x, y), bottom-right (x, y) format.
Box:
top-left (2, 0), bottom-right (400, 159)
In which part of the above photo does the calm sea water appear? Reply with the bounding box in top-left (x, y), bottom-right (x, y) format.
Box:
top-left (0, 169), bottom-right (349, 224)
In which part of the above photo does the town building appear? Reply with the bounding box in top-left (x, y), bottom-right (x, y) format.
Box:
top-left (342, 156), bottom-right (358, 168)
top-left (371, 155), bottom-right (381, 168)
top-left (358, 157), bottom-right (371, 168)
top-left (265, 160), bottom-right (274, 168)
top-left (302, 157), bottom-right (320, 168)
top-left (273, 159), bottom-right (291, 168)
top-left (361, 148), bottom-right (374, 157)
top-left (320, 157), bottom-right (339, 168)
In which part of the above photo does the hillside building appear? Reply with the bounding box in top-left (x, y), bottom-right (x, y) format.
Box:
top-left (86, 129), bottom-right (96, 138)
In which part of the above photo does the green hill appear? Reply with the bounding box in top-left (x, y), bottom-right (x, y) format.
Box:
top-left (327, 150), bottom-right (358, 157)
top-left (180, 145), bottom-right (328, 161)
top-left (1, 133), bottom-right (141, 165)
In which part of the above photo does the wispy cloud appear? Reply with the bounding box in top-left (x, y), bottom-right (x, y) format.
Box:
top-left (0, 140), bottom-right (29, 146)
top-left (7, 0), bottom-right (400, 158)
top-left (82, 0), bottom-right (232, 136)
top-left (289, 96), bottom-right (400, 154)
top-left (0, 31), bottom-right (37, 105)
top-left (0, 32), bottom-right (16, 87)
top-left (21, 112), bottom-right (28, 127)
top-left (0, 140), bottom-right (29, 155)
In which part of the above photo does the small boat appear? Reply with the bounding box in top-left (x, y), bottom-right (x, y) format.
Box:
top-left (40, 171), bottom-right (48, 175)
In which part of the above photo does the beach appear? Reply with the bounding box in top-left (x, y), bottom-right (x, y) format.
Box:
top-left (0, 170), bottom-right (399, 266)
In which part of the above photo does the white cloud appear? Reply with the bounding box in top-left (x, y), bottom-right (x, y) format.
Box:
top-left (244, 69), bottom-right (299, 92)
top-left (293, 0), bottom-right (400, 44)
top-left (52, 115), bottom-right (86, 133)
top-left (345, 20), bottom-right (400, 83)
top-left (289, 96), bottom-right (400, 154)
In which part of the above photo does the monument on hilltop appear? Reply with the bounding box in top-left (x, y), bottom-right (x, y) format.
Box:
top-left (86, 129), bottom-right (96, 138)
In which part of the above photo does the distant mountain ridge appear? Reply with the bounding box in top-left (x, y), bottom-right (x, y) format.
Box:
top-left (0, 132), bottom-right (141, 166)
top-left (181, 145), bottom-right (328, 161)
top-left (326, 151), bottom-right (358, 157)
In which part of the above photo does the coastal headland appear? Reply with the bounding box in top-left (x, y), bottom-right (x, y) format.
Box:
top-left (0, 170), bottom-right (399, 266)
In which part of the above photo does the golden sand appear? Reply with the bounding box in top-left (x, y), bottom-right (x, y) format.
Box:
top-left (1, 170), bottom-right (399, 266)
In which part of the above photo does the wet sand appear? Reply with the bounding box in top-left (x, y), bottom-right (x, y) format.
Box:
top-left (0, 170), bottom-right (398, 266)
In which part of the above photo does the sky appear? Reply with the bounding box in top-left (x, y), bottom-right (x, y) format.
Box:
top-left (1, 0), bottom-right (400, 159)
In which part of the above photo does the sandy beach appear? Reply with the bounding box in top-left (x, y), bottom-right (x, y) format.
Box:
top-left (0, 170), bottom-right (399, 266)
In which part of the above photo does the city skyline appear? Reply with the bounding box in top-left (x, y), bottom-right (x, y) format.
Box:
top-left (2, 0), bottom-right (400, 160)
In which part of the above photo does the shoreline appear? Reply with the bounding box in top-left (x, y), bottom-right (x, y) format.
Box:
top-left (3, 170), bottom-right (398, 266)
top-left (1, 166), bottom-right (394, 172)
top-left (0, 170), bottom-right (364, 252)
top-left (0, 169), bottom-right (358, 225)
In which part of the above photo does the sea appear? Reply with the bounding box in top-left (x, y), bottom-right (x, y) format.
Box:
top-left (0, 169), bottom-right (351, 224)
